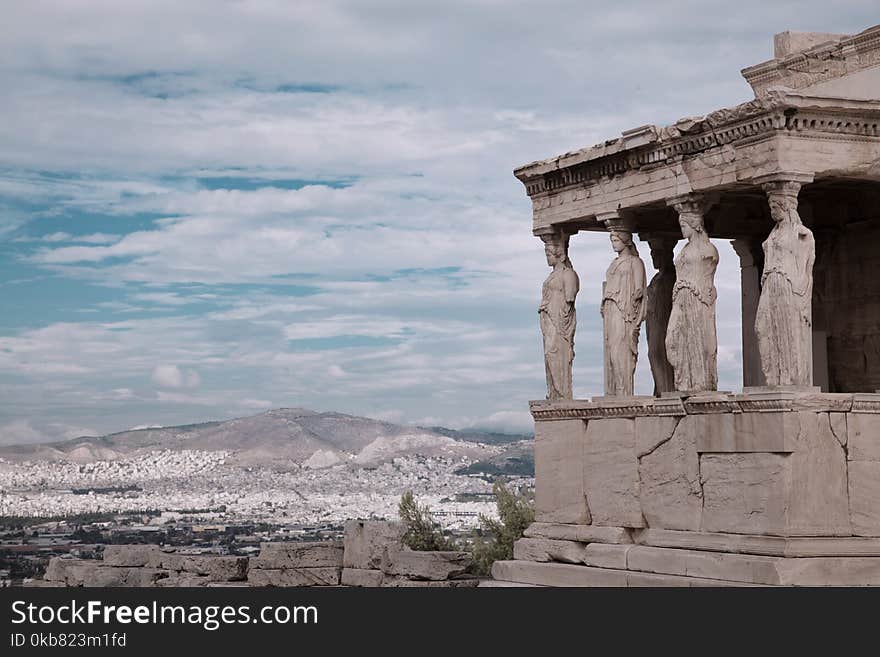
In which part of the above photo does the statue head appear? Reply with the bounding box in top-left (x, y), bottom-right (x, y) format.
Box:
top-left (542, 232), bottom-right (570, 267)
top-left (648, 237), bottom-right (676, 270)
top-left (768, 194), bottom-right (799, 224)
top-left (610, 229), bottom-right (635, 255)
top-left (678, 211), bottom-right (705, 240)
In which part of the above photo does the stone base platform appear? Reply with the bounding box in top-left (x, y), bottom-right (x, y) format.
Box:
top-left (498, 391), bottom-right (880, 586)
top-left (483, 523), bottom-right (880, 586)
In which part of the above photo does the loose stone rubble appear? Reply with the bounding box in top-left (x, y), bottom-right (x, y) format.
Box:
top-left (33, 520), bottom-right (481, 587)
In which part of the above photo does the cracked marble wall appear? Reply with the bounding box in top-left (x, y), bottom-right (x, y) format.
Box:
top-left (535, 409), bottom-right (880, 537)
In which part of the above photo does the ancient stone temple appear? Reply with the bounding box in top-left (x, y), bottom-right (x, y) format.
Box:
top-left (492, 25), bottom-right (880, 586)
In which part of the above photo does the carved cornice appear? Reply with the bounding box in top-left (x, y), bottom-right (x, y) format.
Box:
top-left (532, 225), bottom-right (558, 237)
top-left (754, 172), bottom-right (814, 201)
top-left (515, 95), bottom-right (880, 199)
top-left (852, 394), bottom-right (880, 414)
top-left (530, 392), bottom-right (870, 421)
top-left (597, 211), bottom-right (636, 233)
top-left (742, 24), bottom-right (880, 96)
top-left (651, 398), bottom-right (688, 416)
top-left (737, 397), bottom-right (794, 412)
top-left (529, 397), bottom-right (686, 420)
top-left (682, 397), bottom-right (741, 415)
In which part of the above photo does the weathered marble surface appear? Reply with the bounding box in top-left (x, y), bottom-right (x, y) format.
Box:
top-left (732, 238), bottom-right (765, 387)
top-left (601, 229), bottom-right (646, 396)
top-left (745, 25), bottom-right (880, 97)
top-left (39, 524), bottom-right (476, 588)
top-left (340, 568), bottom-right (384, 587)
top-left (534, 419), bottom-right (591, 524)
top-left (786, 412), bottom-right (850, 536)
top-left (638, 416), bottom-right (702, 531)
top-left (513, 537), bottom-right (587, 564)
top-left (530, 395), bottom-right (877, 539)
top-left (583, 417), bottom-right (643, 527)
top-left (645, 237), bottom-right (676, 395)
top-left (342, 519), bottom-right (405, 569)
top-left (247, 567), bottom-right (340, 587)
top-left (490, 559), bottom-right (763, 587)
top-left (249, 542), bottom-right (343, 570)
top-left (538, 229), bottom-right (579, 400)
top-left (523, 522), bottom-right (632, 544)
top-left (492, 545), bottom-right (880, 586)
top-left (666, 197), bottom-right (718, 392)
top-left (517, 94), bottom-right (880, 230)
top-left (848, 414), bottom-right (880, 536)
top-left (632, 528), bottom-right (880, 557)
top-left (582, 543), bottom-right (632, 569)
top-left (505, 23), bottom-right (880, 587)
top-left (755, 178), bottom-right (815, 387)
top-left (381, 550), bottom-right (470, 580)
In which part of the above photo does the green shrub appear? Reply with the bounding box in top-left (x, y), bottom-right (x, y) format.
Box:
top-left (469, 481), bottom-right (535, 576)
top-left (397, 491), bottom-right (455, 551)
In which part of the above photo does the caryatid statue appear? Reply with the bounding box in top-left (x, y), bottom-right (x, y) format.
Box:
top-left (645, 236), bottom-right (677, 395)
top-left (538, 229), bottom-right (580, 400)
top-left (755, 179), bottom-right (815, 387)
top-left (665, 197), bottom-right (719, 392)
top-left (601, 225), bottom-right (646, 396)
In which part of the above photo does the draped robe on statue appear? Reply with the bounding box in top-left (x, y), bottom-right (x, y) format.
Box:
top-left (539, 264), bottom-right (578, 400)
top-left (646, 268), bottom-right (676, 395)
top-left (602, 253), bottom-right (646, 396)
top-left (666, 240), bottom-right (719, 392)
top-left (756, 220), bottom-right (815, 386)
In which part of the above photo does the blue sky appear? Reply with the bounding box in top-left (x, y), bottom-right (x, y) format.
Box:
top-left (0, 1), bottom-right (876, 443)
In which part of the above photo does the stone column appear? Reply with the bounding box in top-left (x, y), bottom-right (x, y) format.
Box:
top-left (642, 234), bottom-right (677, 396)
top-left (598, 212), bottom-right (646, 396)
top-left (536, 226), bottom-right (580, 400)
top-left (731, 238), bottom-right (766, 388)
top-left (753, 172), bottom-right (816, 388)
top-left (665, 195), bottom-right (719, 393)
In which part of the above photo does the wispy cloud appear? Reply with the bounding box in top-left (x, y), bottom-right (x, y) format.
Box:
top-left (1, 2), bottom-right (873, 440)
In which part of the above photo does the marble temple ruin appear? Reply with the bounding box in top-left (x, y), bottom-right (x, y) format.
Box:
top-left (492, 24), bottom-right (880, 586)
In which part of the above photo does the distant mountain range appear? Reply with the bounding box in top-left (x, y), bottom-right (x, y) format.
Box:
top-left (0, 408), bottom-right (533, 470)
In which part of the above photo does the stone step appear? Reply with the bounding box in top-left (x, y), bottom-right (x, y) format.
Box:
top-left (513, 537), bottom-right (587, 563)
top-left (633, 528), bottom-right (880, 557)
top-left (494, 542), bottom-right (880, 586)
top-left (490, 560), bottom-right (764, 587)
top-left (522, 524), bottom-right (880, 558)
top-left (630, 545), bottom-right (880, 585)
top-left (477, 580), bottom-right (542, 587)
top-left (523, 522), bottom-right (632, 544)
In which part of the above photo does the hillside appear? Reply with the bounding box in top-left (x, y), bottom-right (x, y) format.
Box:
top-left (0, 408), bottom-right (531, 469)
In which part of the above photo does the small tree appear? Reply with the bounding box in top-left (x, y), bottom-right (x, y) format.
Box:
top-left (398, 491), bottom-right (454, 551)
top-left (470, 481), bottom-right (535, 576)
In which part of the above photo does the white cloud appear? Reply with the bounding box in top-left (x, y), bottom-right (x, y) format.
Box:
top-left (22, 232), bottom-right (119, 244)
top-left (131, 292), bottom-right (191, 306)
top-left (466, 410), bottom-right (535, 434)
top-left (37, 232), bottom-right (71, 242)
top-left (0, 419), bottom-right (96, 446)
top-left (93, 387), bottom-right (137, 401)
top-left (238, 398), bottom-right (273, 409)
top-left (155, 390), bottom-right (213, 405)
top-left (367, 409), bottom-right (406, 423)
top-left (75, 233), bottom-right (120, 244)
top-left (0, 2), bottom-right (870, 442)
top-left (151, 364), bottom-right (201, 389)
top-left (0, 419), bottom-right (46, 446)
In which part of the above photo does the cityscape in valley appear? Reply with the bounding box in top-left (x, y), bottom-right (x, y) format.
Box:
top-left (0, 408), bottom-right (534, 585)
